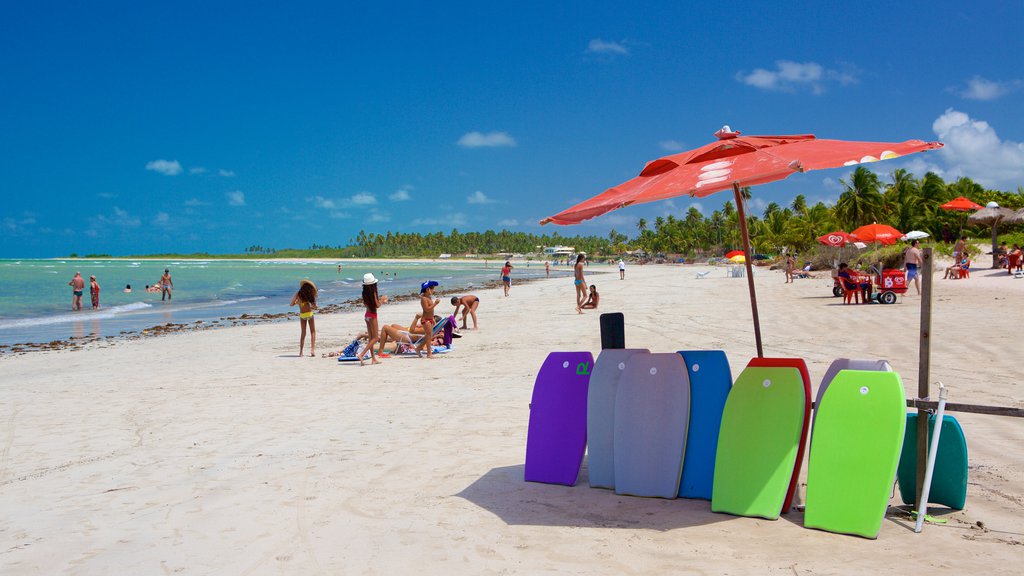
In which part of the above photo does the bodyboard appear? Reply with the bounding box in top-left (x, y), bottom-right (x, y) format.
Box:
top-left (613, 353), bottom-right (690, 498)
top-left (896, 413), bottom-right (968, 510)
top-left (524, 351), bottom-right (594, 485)
top-left (586, 348), bottom-right (650, 489)
top-left (677, 350), bottom-right (732, 499)
top-left (712, 365), bottom-right (805, 519)
top-left (812, 358), bottom-right (891, 433)
top-left (747, 357), bottom-right (812, 513)
top-left (599, 312), bottom-right (625, 350)
top-left (804, 370), bottom-right (907, 538)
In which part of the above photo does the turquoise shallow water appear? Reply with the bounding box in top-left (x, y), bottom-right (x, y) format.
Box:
top-left (0, 259), bottom-right (553, 346)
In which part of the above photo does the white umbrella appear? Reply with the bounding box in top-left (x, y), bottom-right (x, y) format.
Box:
top-left (902, 230), bottom-right (930, 241)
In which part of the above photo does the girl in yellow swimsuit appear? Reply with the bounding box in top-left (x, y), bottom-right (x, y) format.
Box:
top-left (290, 279), bottom-right (318, 357)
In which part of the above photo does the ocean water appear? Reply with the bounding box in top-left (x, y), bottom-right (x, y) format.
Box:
top-left (0, 259), bottom-right (555, 346)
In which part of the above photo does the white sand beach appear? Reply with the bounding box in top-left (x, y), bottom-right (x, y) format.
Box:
top-left (1, 261), bottom-right (1022, 574)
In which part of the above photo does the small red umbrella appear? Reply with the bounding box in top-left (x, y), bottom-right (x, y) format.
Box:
top-left (816, 231), bottom-right (855, 247)
top-left (940, 197), bottom-right (983, 211)
top-left (540, 127), bottom-right (942, 356)
top-left (850, 223), bottom-right (903, 245)
top-left (725, 250), bottom-right (745, 258)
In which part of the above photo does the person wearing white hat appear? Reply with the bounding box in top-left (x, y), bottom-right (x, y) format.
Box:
top-left (359, 273), bottom-right (388, 365)
top-left (290, 279), bottom-right (318, 357)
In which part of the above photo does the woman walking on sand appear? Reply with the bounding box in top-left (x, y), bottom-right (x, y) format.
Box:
top-left (358, 273), bottom-right (388, 366)
top-left (290, 279), bottom-right (318, 357)
top-left (500, 261), bottom-right (512, 297)
top-left (574, 254), bottom-right (587, 313)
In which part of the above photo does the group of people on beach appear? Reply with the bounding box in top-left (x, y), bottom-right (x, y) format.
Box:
top-left (288, 273), bottom-right (482, 364)
top-left (67, 268), bottom-right (173, 310)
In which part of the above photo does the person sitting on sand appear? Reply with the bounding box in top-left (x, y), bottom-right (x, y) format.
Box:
top-left (450, 295), bottom-right (480, 330)
top-left (580, 285), bottom-right (599, 310)
top-left (290, 279), bottom-right (318, 357)
top-left (416, 281), bottom-right (440, 358)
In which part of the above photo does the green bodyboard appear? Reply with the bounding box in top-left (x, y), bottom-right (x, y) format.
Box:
top-left (896, 413), bottom-right (968, 510)
top-left (712, 366), bottom-right (805, 520)
top-left (805, 370), bottom-right (906, 538)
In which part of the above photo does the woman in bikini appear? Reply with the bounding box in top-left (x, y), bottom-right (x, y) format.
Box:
top-left (573, 254), bottom-right (587, 313)
top-left (358, 273), bottom-right (387, 366)
top-left (581, 285), bottom-right (599, 309)
top-left (289, 279), bottom-right (318, 357)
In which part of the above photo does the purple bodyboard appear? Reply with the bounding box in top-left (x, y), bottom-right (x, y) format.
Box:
top-left (524, 351), bottom-right (595, 485)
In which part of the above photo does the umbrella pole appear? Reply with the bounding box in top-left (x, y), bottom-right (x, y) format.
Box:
top-left (733, 182), bottom-right (763, 357)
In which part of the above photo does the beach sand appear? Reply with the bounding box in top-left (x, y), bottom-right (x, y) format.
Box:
top-left (1, 261), bottom-right (1022, 574)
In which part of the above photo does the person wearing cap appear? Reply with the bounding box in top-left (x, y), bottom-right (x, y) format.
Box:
top-left (358, 273), bottom-right (388, 366)
top-left (416, 280), bottom-right (440, 358)
top-left (290, 279), bottom-right (319, 357)
top-left (89, 275), bottom-right (101, 309)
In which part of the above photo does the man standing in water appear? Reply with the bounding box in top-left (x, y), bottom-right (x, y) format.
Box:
top-left (574, 254), bottom-right (587, 313)
top-left (68, 271), bottom-right (85, 310)
top-left (159, 268), bottom-right (173, 301)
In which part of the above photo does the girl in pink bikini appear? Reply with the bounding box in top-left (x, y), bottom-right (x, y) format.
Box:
top-left (358, 273), bottom-right (388, 366)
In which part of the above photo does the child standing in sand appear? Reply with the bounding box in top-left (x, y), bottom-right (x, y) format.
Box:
top-left (358, 273), bottom-right (388, 366)
top-left (289, 279), bottom-right (318, 357)
top-left (89, 275), bottom-right (100, 309)
top-left (416, 280), bottom-right (440, 358)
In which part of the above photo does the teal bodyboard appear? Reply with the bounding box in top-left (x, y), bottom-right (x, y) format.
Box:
top-left (586, 349), bottom-right (650, 489)
top-left (896, 413), bottom-right (968, 510)
top-left (711, 366), bottom-right (805, 519)
top-left (804, 370), bottom-right (906, 538)
top-left (677, 350), bottom-right (732, 500)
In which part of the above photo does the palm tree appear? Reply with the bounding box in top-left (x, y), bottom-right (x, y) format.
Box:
top-left (835, 166), bottom-right (884, 227)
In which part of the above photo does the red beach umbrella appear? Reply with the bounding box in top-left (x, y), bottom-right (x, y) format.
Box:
top-left (725, 250), bottom-right (745, 258)
top-left (816, 231), bottom-right (856, 247)
top-left (940, 197), bottom-right (983, 212)
top-left (850, 223), bottom-right (903, 246)
top-left (540, 127), bottom-right (942, 356)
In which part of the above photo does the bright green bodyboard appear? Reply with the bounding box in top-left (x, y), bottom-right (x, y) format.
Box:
top-left (805, 370), bottom-right (906, 539)
top-left (711, 366), bottom-right (805, 520)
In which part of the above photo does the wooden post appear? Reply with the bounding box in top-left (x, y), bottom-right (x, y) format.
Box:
top-left (916, 247), bottom-right (933, 505)
top-left (733, 183), bottom-right (763, 357)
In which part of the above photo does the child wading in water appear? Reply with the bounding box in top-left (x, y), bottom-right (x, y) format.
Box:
top-left (290, 279), bottom-right (318, 357)
top-left (358, 273), bottom-right (388, 366)
top-left (416, 280), bottom-right (440, 358)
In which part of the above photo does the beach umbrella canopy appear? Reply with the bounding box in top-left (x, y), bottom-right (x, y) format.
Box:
top-left (902, 230), bottom-right (930, 241)
top-left (725, 250), bottom-right (745, 258)
top-left (540, 126), bottom-right (942, 356)
top-left (729, 254), bottom-right (746, 263)
top-left (816, 231), bottom-right (856, 247)
top-left (851, 223), bottom-right (903, 245)
top-left (968, 203), bottom-right (1017, 267)
top-left (940, 197), bottom-right (983, 211)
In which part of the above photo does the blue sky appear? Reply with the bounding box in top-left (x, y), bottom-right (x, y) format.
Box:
top-left (2, 1), bottom-right (1023, 257)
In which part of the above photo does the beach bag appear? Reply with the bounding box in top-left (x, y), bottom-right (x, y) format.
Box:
top-left (341, 339), bottom-right (360, 357)
top-left (443, 316), bottom-right (455, 347)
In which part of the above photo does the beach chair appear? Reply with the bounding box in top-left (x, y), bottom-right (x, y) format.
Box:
top-left (840, 277), bottom-right (861, 304)
top-left (397, 316), bottom-right (453, 355)
top-left (695, 270), bottom-right (711, 279)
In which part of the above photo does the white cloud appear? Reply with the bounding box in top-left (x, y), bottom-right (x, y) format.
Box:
top-left (328, 211), bottom-right (350, 219)
top-left (498, 218), bottom-right (519, 227)
top-left (585, 38), bottom-right (628, 56)
top-left (218, 169), bottom-right (235, 177)
top-left (145, 159), bottom-right (182, 176)
top-left (153, 212), bottom-right (170, 225)
top-left (467, 190), bottom-right (494, 204)
top-left (226, 190), bottom-right (246, 206)
top-left (735, 60), bottom-right (857, 95)
top-left (189, 166), bottom-right (208, 175)
top-left (184, 198), bottom-right (209, 207)
top-left (413, 213), bottom-right (468, 227)
top-left (955, 76), bottom-right (1019, 101)
top-left (457, 131), bottom-right (517, 148)
top-left (88, 207), bottom-right (141, 232)
top-left (822, 177), bottom-right (844, 192)
top-left (97, 192), bottom-right (116, 199)
top-left (1, 214), bottom-right (36, 235)
top-left (659, 140), bottom-right (685, 152)
top-left (308, 195), bottom-right (337, 209)
top-left (351, 192), bottom-right (377, 205)
top-left (389, 186), bottom-right (412, 201)
top-left (368, 209), bottom-right (390, 223)
top-left (931, 108), bottom-right (1024, 189)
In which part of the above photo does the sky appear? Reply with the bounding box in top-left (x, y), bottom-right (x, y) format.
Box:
top-left (2, 1), bottom-right (1023, 257)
